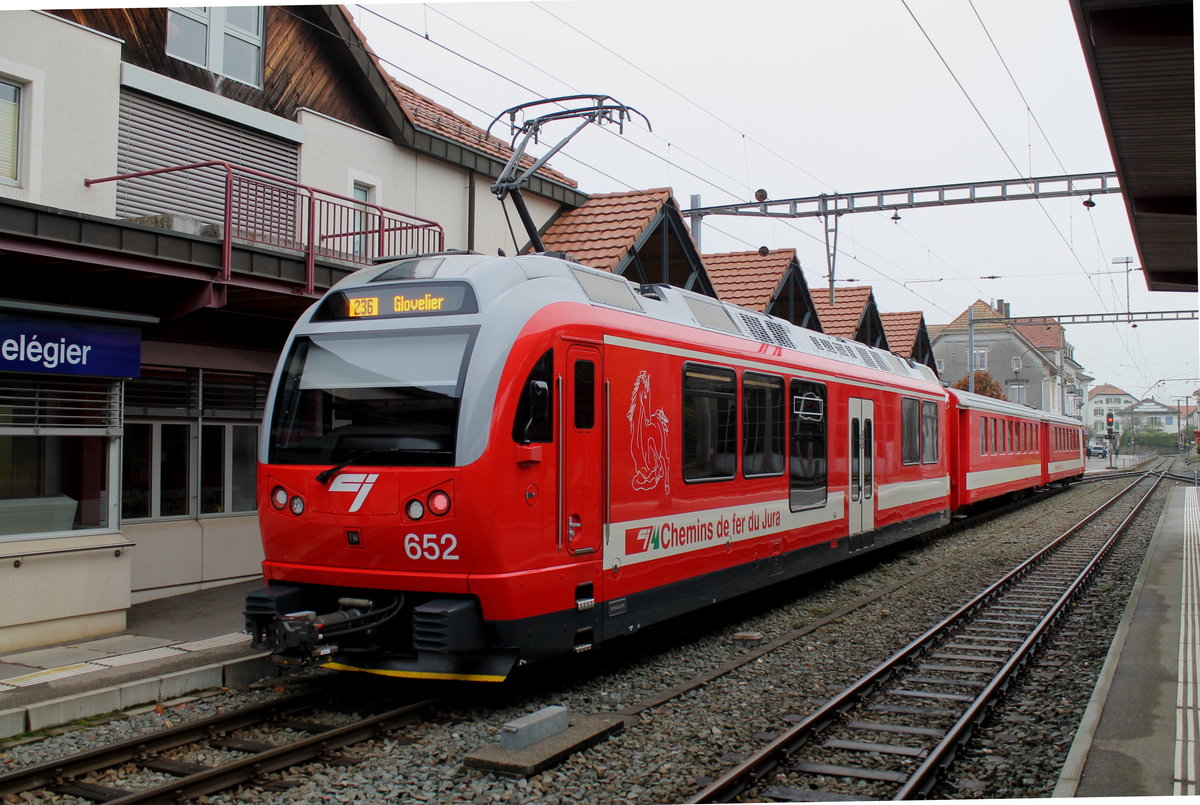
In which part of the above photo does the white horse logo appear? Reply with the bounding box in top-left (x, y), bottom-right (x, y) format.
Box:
top-left (627, 370), bottom-right (670, 494)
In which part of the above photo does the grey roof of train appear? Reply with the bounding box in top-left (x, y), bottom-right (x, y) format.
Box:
top-left (322, 252), bottom-right (941, 387)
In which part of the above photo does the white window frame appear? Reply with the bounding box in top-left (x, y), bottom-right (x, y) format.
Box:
top-left (166, 7), bottom-right (264, 88)
top-left (0, 76), bottom-right (20, 187)
top-left (122, 420), bottom-right (196, 521)
top-left (972, 347), bottom-right (988, 371)
top-left (199, 421), bottom-right (259, 516)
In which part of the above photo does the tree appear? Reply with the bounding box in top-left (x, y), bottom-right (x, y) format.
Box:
top-left (951, 370), bottom-right (1005, 399)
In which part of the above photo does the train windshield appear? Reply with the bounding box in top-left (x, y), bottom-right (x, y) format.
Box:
top-left (267, 328), bottom-right (476, 468)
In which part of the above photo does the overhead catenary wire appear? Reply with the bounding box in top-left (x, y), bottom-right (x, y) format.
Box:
top-left (290, 4), bottom-right (1165, 387)
top-left (351, 3), bottom-right (956, 312)
top-left (964, 0), bottom-right (1143, 372)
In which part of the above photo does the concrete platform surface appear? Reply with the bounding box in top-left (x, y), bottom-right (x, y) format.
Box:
top-left (0, 580), bottom-right (276, 739)
top-left (1056, 481), bottom-right (1199, 797)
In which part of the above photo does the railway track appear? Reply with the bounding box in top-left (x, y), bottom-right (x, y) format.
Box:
top-left (687, 469), bottom-right (1166, 803)
top-left (0, 685), bottom-right (439, 803)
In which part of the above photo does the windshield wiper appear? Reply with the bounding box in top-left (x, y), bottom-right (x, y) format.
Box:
top-left (316, 449), bottom-right (399, 484)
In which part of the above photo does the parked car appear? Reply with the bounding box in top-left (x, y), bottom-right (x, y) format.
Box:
top-left (1087, 444), bottom-right (1106, 458)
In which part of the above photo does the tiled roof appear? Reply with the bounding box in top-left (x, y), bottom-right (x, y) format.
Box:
top-left (703, 249), bottom-right (796, 310)
top-left (386, 80), bottom-right (577, 188)
top-left (927, 323), bottom-right (946, 342)
top-left (332, 8), bottom-right (575, 190)
top-left (941, 299), bottom-right (1064, 349)
top-left (811, 286), bottom-right (874, 339)
top-left (1012, 320), bottom-right (1065, 349)
top-left (1088, 383), bottom-right (1132, 399)
top-left (945, 300), bottom-right (1007, 330)
top-left (541, 189), bottom-right (673, 272)
top-left (880, 311), bottom-right (924, 358)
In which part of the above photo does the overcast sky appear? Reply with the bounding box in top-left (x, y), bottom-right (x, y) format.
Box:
top-left (351, 0), bottom-right (1198, 408)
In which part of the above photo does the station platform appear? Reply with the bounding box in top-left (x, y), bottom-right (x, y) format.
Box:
top-left (1056, 478), bottom-right (1199, 797)
top-left (0, 579), bottom-right (280, 740)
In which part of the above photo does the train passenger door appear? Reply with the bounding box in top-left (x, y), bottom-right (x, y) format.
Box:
top-left (560, 345), bottom-right (602, 556)
top-left (848, 398), bottom-right (875, 550)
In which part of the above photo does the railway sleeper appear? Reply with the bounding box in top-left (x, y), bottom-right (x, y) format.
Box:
top-left (54, 781), bottom-right (134, 802)
top-left (790, 761), bottom-right (909, 783)
top-left (917, 662), bottom-right (997, 675)
top-left (763, 784), bottom-right (877, 801)
top-left (866, 702), bottom-right (958, 718)
top-left (904, 675), bottom-right (987, 689)
top-left (844, 720), bottom-right (946, 738)
top-left (822, 738), bottom-right (929, 759)
top-left (141, 758), bottom-right (213, 776)
top-left (889, 688), bottom-right (975, 703)
top-left (942, 642), bottom-right (1015, 653)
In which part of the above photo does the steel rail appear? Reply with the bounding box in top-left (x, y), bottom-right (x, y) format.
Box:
top-left (109, 697), bottom-right (438, 803)
top-left (0, 688), bottom-right (327, 797)
top-left (895, 472), bottom-right (1165, 799)
top-left (688, 471), bottom-right (1160, 803)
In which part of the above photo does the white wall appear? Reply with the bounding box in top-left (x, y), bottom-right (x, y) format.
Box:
top-left (124, 516), bottom-right (263, 604)
top-left (0, 533), bottom-right (132, 652)
top-left (296, 109), bottom-right (565, 256)
top-left (0, 11), bottom-right (120, 214)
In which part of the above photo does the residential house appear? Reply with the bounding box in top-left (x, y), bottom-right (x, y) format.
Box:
top-left (0, 7), bottom-right (581, 650)
top-left (931, 300), bottom-right (1090, 417)
top-left (1086, 384), bottom-right (1136, 441)
top-left (1118, 398), bottom-right (1182, 444)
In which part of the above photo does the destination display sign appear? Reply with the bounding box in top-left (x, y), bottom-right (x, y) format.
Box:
top-left (318, 282), bottom-right (478, 321)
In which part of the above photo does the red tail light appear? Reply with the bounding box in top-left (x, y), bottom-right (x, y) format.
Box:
top-left (428, 489), bottom-right (451, 516)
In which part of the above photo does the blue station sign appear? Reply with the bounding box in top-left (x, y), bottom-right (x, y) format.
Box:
top-left (0, 313), bottom-right (141, 378)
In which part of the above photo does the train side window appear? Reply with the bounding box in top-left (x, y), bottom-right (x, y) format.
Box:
top-left (682, 363), bottom-right (737, 482)
top-left (980, 417), bottom-right (988, 455)
top-left (921, 400), bottom-right (938, 463)
top-left (743, 372), bottom-right (785, 477)
top-left (789, 380), bottom-right (827, 511)
top-left (512, 349), bottom-right (553, 444)
top-left (901, 398), bottom-right (920, 465)
top-left (573, 360), bottom-right (595, 430)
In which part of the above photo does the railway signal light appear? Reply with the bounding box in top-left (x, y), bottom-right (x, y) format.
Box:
top-left (1105, 411), bottom-right (1114, 438)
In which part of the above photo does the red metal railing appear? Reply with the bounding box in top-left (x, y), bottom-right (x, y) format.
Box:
top-left (86, 161), bottom-right (445, 294)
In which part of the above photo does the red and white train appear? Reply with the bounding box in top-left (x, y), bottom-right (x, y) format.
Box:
top-left (245, 252), bottom-right (1084, 681)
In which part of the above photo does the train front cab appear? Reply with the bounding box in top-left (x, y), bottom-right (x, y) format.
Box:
top-left (245, 258), bottom-right (610, 682)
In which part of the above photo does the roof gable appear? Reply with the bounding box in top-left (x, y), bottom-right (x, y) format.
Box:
top-left (1088, 383), bottom-right (1132, 399)
top-left (704, 249), bottom-right (794, 309)
top-left (541, 189), bottom-right (717, 296)
top-left (702, 248), bottom-right (820, 330)
top-left (811, 286), bottom-right (889, 349)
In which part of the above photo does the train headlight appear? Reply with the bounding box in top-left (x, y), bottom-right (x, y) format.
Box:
top-left (289, 495), bottom-right (306, 516)
top-left (270, 486), bottom-right (289, 510)
top-left (427, 490), bottom-right (451, 516)
top-left (406, 499), bottom-right (425, 520)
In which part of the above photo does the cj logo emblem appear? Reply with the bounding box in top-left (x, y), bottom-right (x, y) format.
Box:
top-left (329, 473), bottom-right (379, 512)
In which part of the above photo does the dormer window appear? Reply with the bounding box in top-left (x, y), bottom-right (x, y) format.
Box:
top-left (167, 7), bottom-right (264, 87)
